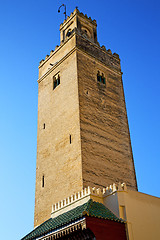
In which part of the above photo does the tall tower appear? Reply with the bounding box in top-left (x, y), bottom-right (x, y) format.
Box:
top-left (34, 8), bottom-right (137, 227)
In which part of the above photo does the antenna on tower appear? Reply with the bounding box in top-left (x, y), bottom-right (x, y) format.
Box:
top-left (58, 4), bottom-right (67, 20)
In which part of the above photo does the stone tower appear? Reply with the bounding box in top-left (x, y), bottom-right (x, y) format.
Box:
top-left (34, 8), bottom-right (137, 227)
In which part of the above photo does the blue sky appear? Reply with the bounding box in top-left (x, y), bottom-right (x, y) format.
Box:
top-left (0, 0), bottom-right (160, 239)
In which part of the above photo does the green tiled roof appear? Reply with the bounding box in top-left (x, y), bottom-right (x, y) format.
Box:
top-left (22, 199), bottom-right (123, 240)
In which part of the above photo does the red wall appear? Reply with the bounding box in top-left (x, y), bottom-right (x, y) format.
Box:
top-left (86, 216), bottom-right (127, 240)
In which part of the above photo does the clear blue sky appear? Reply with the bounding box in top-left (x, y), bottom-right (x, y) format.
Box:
top-left (0, 0), bottom-right (160, 239)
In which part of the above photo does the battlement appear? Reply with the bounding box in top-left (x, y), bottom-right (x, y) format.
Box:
top-left (39, 45), bottom-right (60, 66)
top-left (39, 43), bottom-right (119, 68)
top-left (103, 182), bottom-right (127, 195)
top-left (60, 8), bottom-right (97, 29)
top-left (51, 183), bottom-right (127, 218)
top-left (39, 36), bottom-right (120, 70)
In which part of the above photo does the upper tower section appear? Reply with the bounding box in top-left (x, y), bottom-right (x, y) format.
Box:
top-left (39, 8), bottom-right (121, 81)
top-left (60, 8), bottom-right (98, 44)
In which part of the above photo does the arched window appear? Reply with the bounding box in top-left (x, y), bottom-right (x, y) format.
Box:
top-left (66, 29), bottom-right (72, 37)
top-left (81, 27), bottom-right (91, 38)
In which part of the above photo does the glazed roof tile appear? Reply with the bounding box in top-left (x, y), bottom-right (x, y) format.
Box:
top-left (22, 199), bottom-right (123, 240)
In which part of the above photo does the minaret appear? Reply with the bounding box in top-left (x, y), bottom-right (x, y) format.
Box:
top-left (34, 8), bottom-right (137, 227)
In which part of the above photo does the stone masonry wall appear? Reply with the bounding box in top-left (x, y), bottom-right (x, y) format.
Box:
top-left (77, 49), bottom-right (137, 191)
top-left (76, 34), bottom-right (121, 72)
top-left (34, 51), bottom-right (83, 227)
top-left (34, 27), bottom-right (137, 227)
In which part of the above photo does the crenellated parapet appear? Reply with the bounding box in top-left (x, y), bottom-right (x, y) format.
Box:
top-left (51, 183), bottom-right (127, 218)
top-left (39, 35), bottom-right (120, 72)
top-left (76, 33), bottom-right (121, 72)
top-left (39, 45), bottom-right (61, 66)
top-left (51, 186), bottom-right (102, 216)
top-left (60, 8), bottom-right (97, 29)
top-left (103, 182), bottom-right (127, 195)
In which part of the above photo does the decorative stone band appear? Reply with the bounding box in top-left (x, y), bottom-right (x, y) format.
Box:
top-left (51, 183), bottom-right (127, 218)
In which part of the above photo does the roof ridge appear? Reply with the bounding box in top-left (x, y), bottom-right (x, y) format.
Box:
top-left (83, 200), bottom-right (122, 222)
top-left (82, 199), bottom-right (93, 216)
top-left (84, 198), bottom-right (93, 211)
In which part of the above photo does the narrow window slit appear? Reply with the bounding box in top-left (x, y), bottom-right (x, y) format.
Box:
top-left (42, 175), bottom-right (44, 188)
top-left (43, 123), bottom-right (45, 129)
top-left (70, 135), bottom-right (72, 144)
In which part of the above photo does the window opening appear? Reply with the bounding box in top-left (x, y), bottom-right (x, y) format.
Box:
top-left (42, 175), bottom-right (44, 188)
top-left (70, 135), bottom-right (72, 144)
top-left (97, 71), bottom-right (101, 82)
top-left (66, 29), bottom-right (72, 37)
top-left (53, 74), bottom-right (60, 90)
top-left (97, 71), bottom-right (106, 85)
top-left (43, 123), bottom-right (45, 129)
